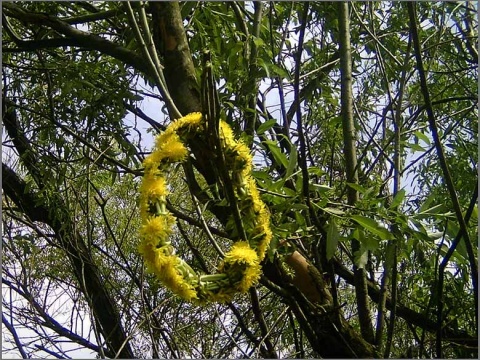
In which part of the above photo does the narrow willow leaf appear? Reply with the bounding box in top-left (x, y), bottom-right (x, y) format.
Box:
top-left (257, 119), bottom-right (277, 135)
top-left (309, 183), bottom-right (332, 193)
top-left (390, 189), bottom-right (406, 209)
top-left (415, 203), bottom-right (446, 217)
top-left (264, 140), bottom-right (288, 168)
top-left (285, 146), bottom-right (297, 180)
top-left (353, 228), bottom-right (368, 269)
top-left (351, 215), bottom-right (392, 240)
top-left (326, 219), bottom-right (340, 260)
top-left (346, 182), bottom-right (367, 194)
top-left (320, 206), bottom-right (345, 216)
top-left (414, 130), bottom-right (431, 145)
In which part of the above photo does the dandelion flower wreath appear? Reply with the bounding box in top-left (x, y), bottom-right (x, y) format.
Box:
top-left (138, 112), bottom-right (272, 303)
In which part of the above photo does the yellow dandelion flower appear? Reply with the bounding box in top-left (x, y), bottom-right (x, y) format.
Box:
top-left (223, 241), bottom-right (259, 266)
top-left (138, 240), bottom-right (156, 259)
top-left (170, 112), bottom-right (204, 133)
top-left (216, 241), bottom-right (261, 293)
top-left (238, 262), bottom-right (262, 292)
top-left (255, 209), bottom-right (272, 261)
top-left (234, 142), bottom-right (253, 170)
top-left (180, 112), bottom-right (203, 129)
top-left (176, 285), bottom-right (198, 301)
top-left (139, 197), bottom-right (150, 219)
top-left (154, 131), bottom-right (175, 150)
top-left (140, 173), bottom-right (168, 200)
top-left (157, 256), bottom-right (198, 300)
top-left (157, 255), bottom-right (179, 281)
top-left (246, 176), bottom-right (265, 213)
top-left (142, 152), bottom-right (161, 170)
top-left (154, 132), bottom-right (188, 163)
top-left (148, 251), bottom-right (168, 277)
top-left (256, 232), bottom-right (272, 261)
top-left (158, 140), bottom-right (188, 162)
top-left (139, 215), bottom-right (175, 246)
top-left (219, 121), bottom-right (236, 147)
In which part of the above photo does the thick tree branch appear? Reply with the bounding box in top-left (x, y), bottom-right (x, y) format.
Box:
top-left (2, 163), bottom-right (134, 358)
top-left (2, 99), bottom-right (134, 358)
top-left (150, 2), bottom-right (201, 116)
top-left (3, 2), bottom-right (154, 78)
top-left (2, 314), bottom-right (29, 359)
top-left (333, 258), bottom-right (477, 348)
top-left (338, 1), bottom-right (375, 344)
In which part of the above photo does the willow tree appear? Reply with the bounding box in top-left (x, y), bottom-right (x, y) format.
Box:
top-left (2, 2), bottom-right (477, 358)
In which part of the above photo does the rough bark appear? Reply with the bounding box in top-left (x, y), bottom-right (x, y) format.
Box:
top-left (150, 2), bottom-right (202, 116)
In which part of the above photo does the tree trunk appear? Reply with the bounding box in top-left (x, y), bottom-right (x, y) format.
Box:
top-left (338, 1), bottom-right (375, 344)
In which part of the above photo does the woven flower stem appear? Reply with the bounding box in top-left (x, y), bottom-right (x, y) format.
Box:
top-left (138, 112), bottom-right (272, 303)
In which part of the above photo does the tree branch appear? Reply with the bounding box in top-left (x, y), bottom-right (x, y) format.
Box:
top-left (407, 5), bottom-right (478, 356)
top-left (338, 1), bottom-right (375, 344)
top-left (3, 2), bottom-right (154, 78)
top-left (333, 258), bottom-right (477, 348)
top-left (2, 314), bottom-right (29, 359)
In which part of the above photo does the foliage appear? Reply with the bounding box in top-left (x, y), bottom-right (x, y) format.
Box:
top-left (2, 1), bottom-right (477, 358)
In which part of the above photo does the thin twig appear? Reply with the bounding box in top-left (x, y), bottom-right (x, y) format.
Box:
top-left (407, 5), bottom-right (478, 356)
top-left (190, 195), bottom-right (225, 258)
top-left (124, 2), bottom-right (181, 119)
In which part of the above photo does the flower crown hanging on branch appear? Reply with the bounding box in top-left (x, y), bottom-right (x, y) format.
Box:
top-left (138, 112), bottom-right (272, 304)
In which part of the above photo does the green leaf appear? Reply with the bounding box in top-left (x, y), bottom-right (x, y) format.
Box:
top-left (252, 170), bottom-right (270, 181)
top-left (351, 215), bottom-right (393, 240)
top-left (471, 204), bottom-right (478, 221)
top-left (415, 203), bottom-right (446, 217)
top-left (263, 140), bottom-right (288, 168)
top-left (309, 183), bottom-right (332, 193)
top-left (307, 167), bottom-right (326, 176)
top-left (270, 64), bottom-right (290, 79)
top-left (320, 206), bottom-right (345, 216)
top-left (418, 193), bottom-right (436, 213)
top-left (326, 219), bottom-right (340, 260)
top-left (285, 146), bottom-right (297, 180)
top-left (346, 182), bottom-right (367, 194)
top-left (257, 119), bottom-right (277, 135)
top-left (360, 233), bottom-right (380, 251)
top-left (353, 229), bottom-right (369, 269)
top-left (390, 189), bottom-right (406, 209)
top-left (79, 79), bottom-right (96, 89)
top-left (257, 58), bottom-right (270, 78)
top-left (414, 130), bottom-right (431, 145)
top-left (253, 37), bottom-right (265, 47)
top-left (408, 143), bottom-right (426, 152)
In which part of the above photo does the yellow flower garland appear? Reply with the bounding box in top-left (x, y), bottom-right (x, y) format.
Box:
top-left (138, 112), bottom-right (272, 303)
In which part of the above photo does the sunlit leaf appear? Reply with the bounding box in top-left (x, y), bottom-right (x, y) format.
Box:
top-left (263, 140), bottom-right (288, 168)
top-left (351, 215), bottom-right (393, 240)
top-left (346, 182), bottom-right (367, 194)
top-left (390, 189), bottom-right (406, 209)
top-left (257, 119), bottom-right (277, 135)
top-left (326, 219), bottom-right (340, 260)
